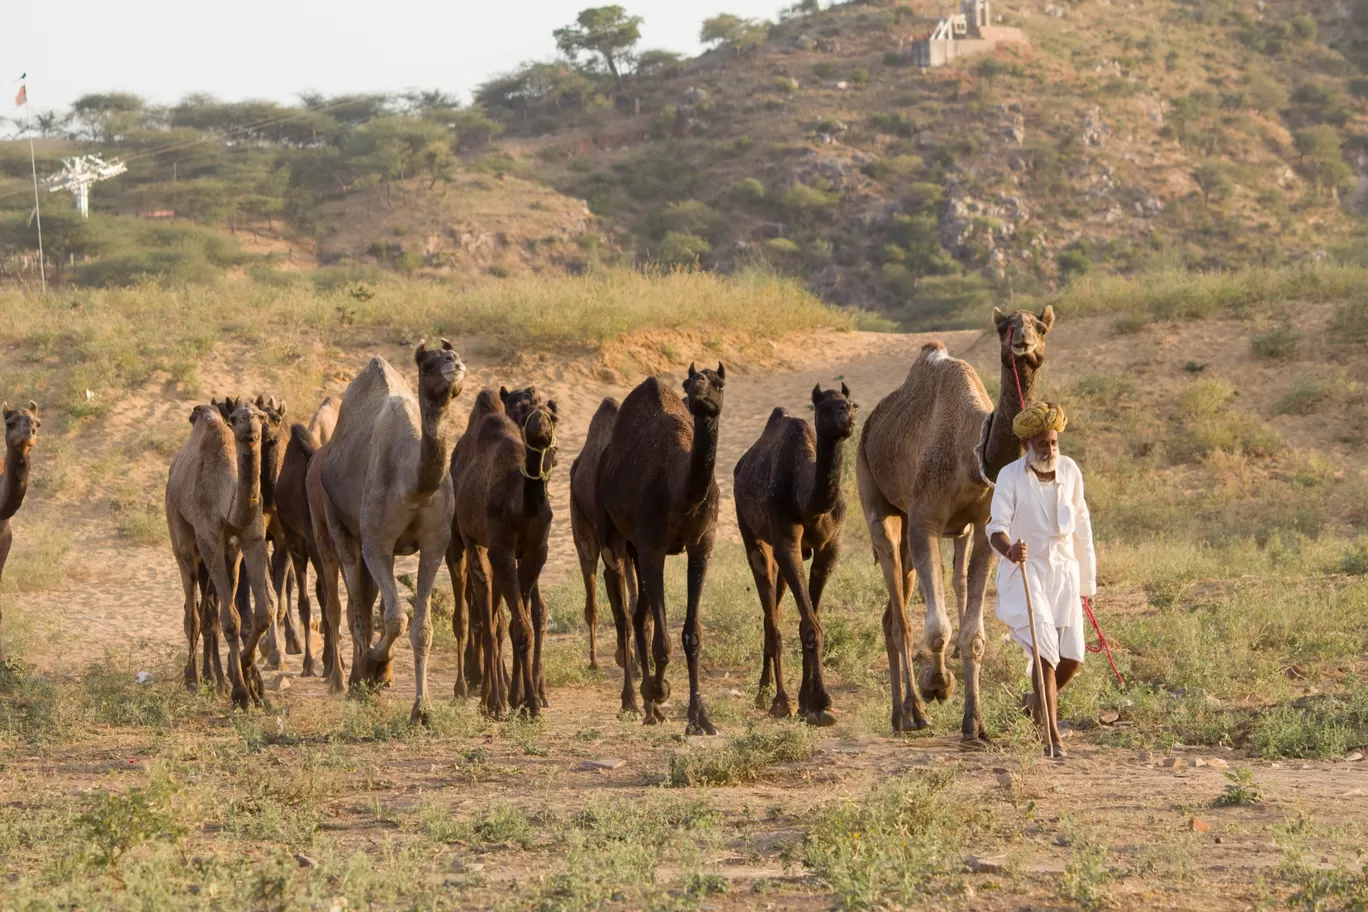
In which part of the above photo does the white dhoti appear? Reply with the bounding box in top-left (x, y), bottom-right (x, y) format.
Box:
top-left (987, 455), bottom-right (1096, 669)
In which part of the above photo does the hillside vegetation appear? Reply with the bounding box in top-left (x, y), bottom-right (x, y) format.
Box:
top-left (7, 0), bottom-right (1368, 323)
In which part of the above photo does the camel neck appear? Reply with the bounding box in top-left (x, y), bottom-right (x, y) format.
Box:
top-left (684, 413), bottom-right (720, 507)
top-left (0, 444), bottom-right (32, 521)
top-left (803, 431), bottom-right (846, 517)
top-left (230, 441), bottom-right (262, 528)
top-left (986, 358), bottom-right (1037, 478)
top-left (416, 401), bottom-right (454, 497)
top-left (260, 438), bottom-right (282, 513)
top-left (522, 442), bottom-right (551, 516)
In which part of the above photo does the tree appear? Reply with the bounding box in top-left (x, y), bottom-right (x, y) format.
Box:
top-left (70, 93), bottom-right (147, 143)
top-left (476, 62), bottom-right (593, 118)
top-left (700, 14), bottom-right (770, 56)
top-left (1294, 125), bottom-right (1351, 195)
top-left (1192, 160), bottom-right (1232, 205)
top-left (635, 49), bottom-right (683, 78)
top-left (1246, 73), bottom-right (1289, 113)
top-left (554, 6), bottom-right (643, 87)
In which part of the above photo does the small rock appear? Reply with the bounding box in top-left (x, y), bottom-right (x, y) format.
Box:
top-left (1346, 752), bottom-right (1364, 762)
top-left (294, 853), bottom-right (317, 868)
top-left (1214, 836), bottom-right (1223, 844)
top-left (1208, 758), bottom-right (1229, 769)
top-left (965, 854), bottom-right (1007, 874)
top-left (1189, 817), bottom-right (1210, 833)
top-left (582, 758), bottom-right (626, 772)
top-left (1189, 758), bottom-right (1208, 768)
top-left (135, 671), bottom-right (154, 685)
top-left (329, 899), bottom-right (348, 912)
top-left (1161, 757), bottom-right (1180, 768)
top-left (996, 772), bottom-right (1017, 789)
top-left (267, 674), bottom-right (290, 692)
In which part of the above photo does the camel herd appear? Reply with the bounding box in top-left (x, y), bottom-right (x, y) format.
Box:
top-left (0, 305), bottom-right (1055, 745)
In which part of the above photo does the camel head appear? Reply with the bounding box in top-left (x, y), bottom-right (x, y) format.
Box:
top-left (227, 402), bottom-right (266, 450)
top-left (415, 338), bottom-right (466, 407)
top-left (811, 382), bottom-right (858, 441)
top-left (254, 395), bottom-right (288, 501)
top-left (2, 401), bottom-right (40, 453)
top-left (500, 385), bottom-right (546, 429)
top-left (992, 305), bottom-right (1054, 372)
top-left (684, 362), bottom-right (726, 420)
top-left (188, 404), bottom-right (221, 426)
top-left (212, 396), bottom-right (242, 424)
top-left (522, 400), bottom-right (559, 465)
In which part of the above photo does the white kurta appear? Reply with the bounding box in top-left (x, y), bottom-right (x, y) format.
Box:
top-left (987, 454), bottom-right (1096, 667)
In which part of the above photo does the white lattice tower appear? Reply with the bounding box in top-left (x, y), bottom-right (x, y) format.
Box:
top-left (43, 155), bottom-right (128, 219)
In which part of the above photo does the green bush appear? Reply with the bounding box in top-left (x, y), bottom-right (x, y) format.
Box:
top-left (1252, 326), bottom-right (1300, 359)
top-left (648, 200), bottom-right (724, 240)
top-left (734, 177), bottom-right (766, 204)
top-left (776, 182), bottom-right (840, 217)
top-left (654, 231), bottom-right (712, 268)
top-left (1276, 379), bottom-right (1328, 415)
top-left (1057, 248), bottom-right (1093, 281)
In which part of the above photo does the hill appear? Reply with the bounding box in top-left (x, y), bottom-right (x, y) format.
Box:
top-left (4, 0), bottom-right (1368, 324)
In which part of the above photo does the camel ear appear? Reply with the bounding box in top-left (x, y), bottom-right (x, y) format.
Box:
top-left (717, 362), bottom-right (726, 380)
top-left (414, 340), bottom-right (428, 364)
top-left (440, 338), bottom-right (454, 351)
top-left (688, 363), bottom-right (698, 378)
top-left (548, 399), bottom-right (559, 417)
top-left (275, 399), bottom-right (285, 417)
top-left (993, 307), bottom-right (1009, 330)
top-left (812, 384), bottom-right (822, 406)
top-left (841, 382), bottom-right (850, 398)
top-left (2, 402), bottom-right (9, 419)
top-left (1038, 304), bottom-right (1055, 333)
top-left (499, 386), bottom-right (510, 404)
top-left (255, 395), bottom-right (266, 409)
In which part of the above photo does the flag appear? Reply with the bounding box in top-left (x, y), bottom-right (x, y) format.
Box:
top-left (14, 84), bottom-right (26, 107)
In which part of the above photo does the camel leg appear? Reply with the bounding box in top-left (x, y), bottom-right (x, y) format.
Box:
top-left (683, 534), bottom-right (717, 736)
top-left (492, 546), bottom-right (536, 718)
top-left (958, 525), bottom-right (993, 744)
top-left (600, 543), bottom-right (638, 715)
top-left (292, 548), bottom-right (316, 677)
top-left (908, 527), bottom-right (956, 705)
top-left (358, 540), bottom-right (404, 688)
top-left (571, 494), bottom-right (601, 671)
top-left (446, 536), bottom-right (470, 698)
top-left (898, 520), bottom-right (920, 723)
top-left (469, 545), bottom-right (506, 718)
top-left (530, 584), bottom-right (549, 708)
top-left (774, 531), bottom-right (830, 725)
top-left (314, 533), bottom-right (347, 693)
top-left (868, 510), bottom-right (924, 732)
top-left (277, 545), bottom-right (303, 657)
top-left (239, 536), bottom-right (275, 707)
top-left (177, 555), bottom-right (201, 692)
top-left (803, 539), bottom-right (843, 727)
top-left (0, 531), bottom-right (9, 667)
top-left (196, 563), bottom-right (226, 694)
top-left (409, 533), bottom-right (447, 725)
top-left (950, 534), bottom-right (969, 660)
top-left (635, 549), bottom-right (671, 725)
top-left (202, 533), bottom-right (252, 709)
top-left (742, 524), bottom-right (788, 717)
top-left (263, 546), bottom-right (286, 669)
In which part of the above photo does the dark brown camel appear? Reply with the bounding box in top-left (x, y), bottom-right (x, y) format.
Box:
top-left (0, 401), bottom-right (39, 667)
top-left (596, 364), bottom-right (726, 734)
top-left (275, 397), bottom-right (339, 678)
top-left (734, 383), bottom-right (857, 726)
top-left (453, 390), bottom-right (558, 718)
top-left (569, 397), bottom-right (639, 673)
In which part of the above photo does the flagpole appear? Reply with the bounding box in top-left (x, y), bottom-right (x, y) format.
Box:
top-left (28, 135), bottom-right (45, 294)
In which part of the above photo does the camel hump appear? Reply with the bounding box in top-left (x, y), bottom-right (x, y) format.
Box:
top-left (765, 407), bottom-right (789, 431)
top-left (290, 422), bottom-right (319, 458)
top-left (474, 412), bottom-right (519, 447)
top-left (466, 389), bottom-right (505, 427)
top-left (916, 341), bottom-right (950, 362)
top-left (593, 396), bottom-right (621, 421)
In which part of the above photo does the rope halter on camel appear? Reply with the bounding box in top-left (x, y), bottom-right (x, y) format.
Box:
top-left (519, 407), bottom-right (557, 487)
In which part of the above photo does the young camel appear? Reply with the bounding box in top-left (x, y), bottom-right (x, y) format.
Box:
top-left (166, 400), bottom-right (275, 708)
top-left (274, 397), bottom-right (339, 678)
top-left (314, 341), bottom-right (465, 722)
top-left (454, 395), bottom-right (558, 718)
top-left (0, 401), bottom-right (40, 667)
top-left (856, 307), bottom-right (1052, 741)
top-left (569, 397), bottom-right (639, 673)
top-left (596, 364), bottom-right (726, 735)
top-left (734, 383), bottom-right (857, 726)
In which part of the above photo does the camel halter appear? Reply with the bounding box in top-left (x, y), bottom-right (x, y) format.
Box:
top-left (519, 408), bottom-right (557, 486)
top-left (1005, 322), bottom-right (1125, 686)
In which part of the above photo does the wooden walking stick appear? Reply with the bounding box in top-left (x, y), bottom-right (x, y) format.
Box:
top-left (1016, 541), bottom-right (1053, 756)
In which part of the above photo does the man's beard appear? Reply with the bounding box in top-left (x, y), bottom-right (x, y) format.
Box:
top-left (1027, 448), bottom-right (1059, 474)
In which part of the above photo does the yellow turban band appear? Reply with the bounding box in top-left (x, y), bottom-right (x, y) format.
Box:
top-left (1012, 401), bottom-right (1067, 439)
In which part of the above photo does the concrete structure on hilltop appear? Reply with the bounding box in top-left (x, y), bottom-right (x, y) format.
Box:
top-left (910, 0), bottom-right (1028, 67)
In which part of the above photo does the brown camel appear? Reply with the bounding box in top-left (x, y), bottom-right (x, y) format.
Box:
top-left (856, 307), bottom-right (1052, 741)
top-left (734, 383), bottom-right (857, 726)
top-left (0, 401), bottom-right (39, 667)
top-left (596, 363), bottom-right (726, 734)
top-left (166, 399), bottom-right (275, 708)
top-left (452, 388), bottom-right (558, 717)
top-left (275, 396), bottom-right (339, 678)
top-left (569, 397), bottom-right (639, 673)
top-left (314, 341), bottom-right (465, 721)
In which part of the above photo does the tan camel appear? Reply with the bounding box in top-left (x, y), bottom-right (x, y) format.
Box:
top-left (275, 396), bottom-right (339, 678)
top-left (856, 307), bottom-right (1052, 741)
top-left (0, 401), bottom-right (39, 667)
top-left (734, 383), bottom-right (857, 726)
top-left (314, 341), bottom-right (465, 722)
top-left (596, 364), bottom-right (726, 734)
top-left (166, 400), bottom-right (275, 708)
top-left (453, 392), bottom-right (558, 718)
top-left (569, 397), bottom-right (639, 673)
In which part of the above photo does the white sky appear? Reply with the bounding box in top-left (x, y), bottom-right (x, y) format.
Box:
top-left (4, 1), bottom-right (795, 114)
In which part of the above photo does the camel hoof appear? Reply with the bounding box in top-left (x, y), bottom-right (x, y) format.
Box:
top-left (614, 643), bottom-right (626, 669)
top-left (642, 701), bottom-right (661, 725)
top-left (231, 686), bottom-right (251, 710)
top-left (1045, 744), bottom-right (1067, 760)
top-left (768, 698), bottom-right (794, 720)
top-left (453, 679), bottom-right (469, 700)
top-left (959, 735), bottom-right (991, 752)
top-left (686, 711), bottom-right (718, 737)
top-left (804, 709), bottom-right (838, 728)
top-left (411, 704), bottom-right (431, 726)
top-left (894, 715), bottom-right (931, 734)
top-left (183, 674), bottom-right (200, 693)
top-left (588, 660), bottom-right (600, 672)
top-left (300, 658), bottom-right (317, 678)
top-left (919, 667), bottom-right (956, 703)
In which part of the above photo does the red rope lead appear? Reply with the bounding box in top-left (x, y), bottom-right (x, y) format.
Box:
top-left (1008, 323), bottom-right (1125, 686)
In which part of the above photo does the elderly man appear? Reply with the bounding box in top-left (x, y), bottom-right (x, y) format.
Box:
top-left (987, 402), bottom-right (1095, 759)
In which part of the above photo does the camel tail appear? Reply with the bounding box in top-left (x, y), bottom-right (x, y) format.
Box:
top-left (290, 423), bottom-right (320, 459)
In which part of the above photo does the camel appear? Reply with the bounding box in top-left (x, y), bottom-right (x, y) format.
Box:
top-left (0, 401), bottom-right (39, 667)
top-left (856, 306), bottom-right (1053, 741)
top-left (313, 341), bottom-right (465, 722)
top-left (453, 390), bottom-right (558, 718)
top-left (166, 399), bottom-right (275, 708)
top-left (734, 383), bottom-right (857, 726)
top-left (569, 397), bottom-right (639, 673)
top-left (596, 363), bottom-right (726, 734)
top-left (275, 396), bottom-right (339, 678)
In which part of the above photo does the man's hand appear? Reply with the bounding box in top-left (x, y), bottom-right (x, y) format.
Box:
top-left (1006, 540), bottom-right (1028, 564)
